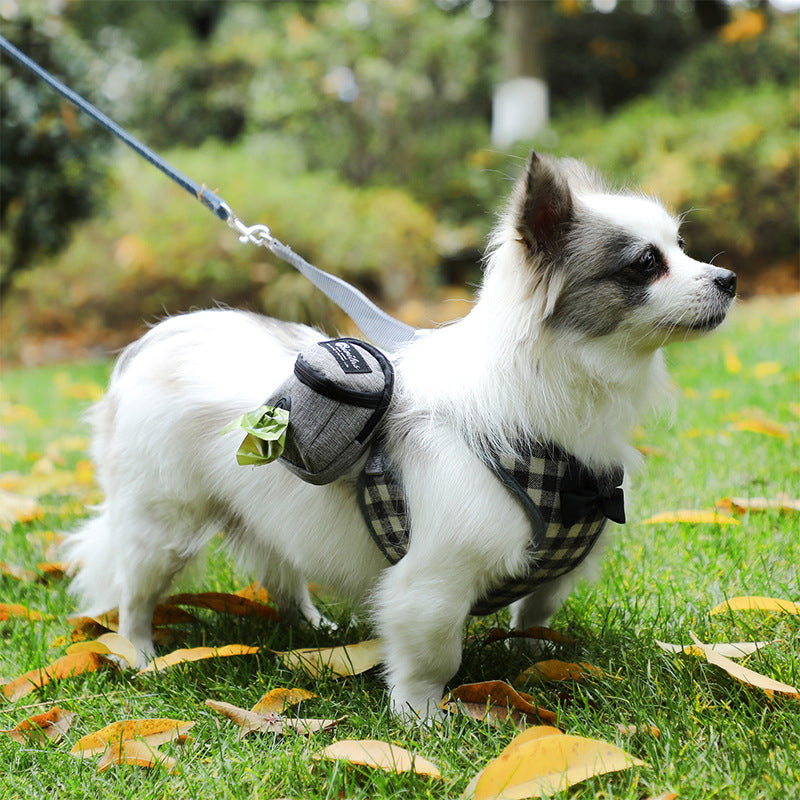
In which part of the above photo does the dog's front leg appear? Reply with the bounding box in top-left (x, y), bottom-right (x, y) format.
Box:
top-left (373, 560), bottom-right (470, 723)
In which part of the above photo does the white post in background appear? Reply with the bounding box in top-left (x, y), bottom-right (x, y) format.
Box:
top-left (491, 0), bottom-right (549, 149)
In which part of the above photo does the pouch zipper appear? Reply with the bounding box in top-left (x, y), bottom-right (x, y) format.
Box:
top-left (294, 355), bottom-right (383, 408)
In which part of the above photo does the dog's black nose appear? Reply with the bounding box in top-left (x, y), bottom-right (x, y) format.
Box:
top-left (713, 269), bottom-right (737, 297)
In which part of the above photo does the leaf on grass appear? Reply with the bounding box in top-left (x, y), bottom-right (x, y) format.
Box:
top-left (276, 639), bottom-right (382, 678)
top-left (71, 718), bottom-right (195, 757)
top-left (516, 660), bottom-right (609, 685)
top-left (35, 562), bottom-right (69, 581)
top-left (0, 562), bottom-right (39, 582)
top-left (688, 632), bottom-right (799, 699)
top-left (716, 495), bottom-right (800, 515)
top-left (481, 627), bottom-right (575, 646)
top-left (709, 596), bottom-right (800, 616)
top-left (463, 732), bottom-right (644, 799)
top-left (2, 652), bottom-right (108, 702)
top-left (656, 639), bottom-right (771, 659)
top-left (442, 680), bottom-right (558, 727)
top-left (166, 591), bottom-right (279, 621)
top-left (95, 738), bottom-right (178, 775)
top-left (722, 343), bottom-right (742, 374)
top-left (205, 699), bottom-right (344, 738)
top-left (66, 633), bottom-right (138, 669)
top-left (0, 602), bottom-right (46, 622)
top-left (0, 489), bottom-right (42, 526)
top-left (136, 644), bottom-right (259, 675)
top-left (732, 418), bottom-right (789, 440)
top-left (616, 724), bottom-right (661, 738)
top-left (640, 509), bottom-right (739, 525)
top-left (1, 706), bottom-right (76, 743)
top-left (315, 739), bottom-right (442, 779)
top-left (251, 687), bottom-right (316, 713)
top-left (67, 603), bottom-right (197, 634)
top-left (234, 583), bottom-right (272, 604)
top-left (752, 361), bottom-right (782, 378)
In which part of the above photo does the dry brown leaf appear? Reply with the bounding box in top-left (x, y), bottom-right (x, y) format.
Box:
top-left (0, 602), bottom-right (46, 622)
top-left (2, 652), bottom-right (108, 702)
top-left (640, 510), bottom-right (739, 525)
top-left (442, 680), bottom-right (558, 727)
top-left (688, 632), bottom-right (799, 699)
top-left (516, 660), bottom-right (609, 685)
top-left (464, 732), bottom-right (645, 799)
top-left (205, 699), bottom-right (345, 739)
top-left (709, 596), bottom-right (800, 616)
top-left (165, 591), bottom-right (279, 621)
top-left (276, 639), bottom-right (382, 678)
top-left (716, 495), bottom-right (800, 515)
top-left (481, 627), bottom-right (575, 646)
top-left (71, 718), bottom-right (195, 757)
top-left (67, 603), bottom-right (197, 633)
top-left (251, 687), bottom-right (316, 713)
top-left (95, 738), bottom-right (178, 775)
top-left (136, 644), bottom-right (260, 675)
top-left (66, 633), bottom-right (138, 669)
top-left (316, 739), bottom-right (442, 778)
top-left (36, 561), bottom-right (69, 581)
top-left (1, 706), bottom-right (76, 744)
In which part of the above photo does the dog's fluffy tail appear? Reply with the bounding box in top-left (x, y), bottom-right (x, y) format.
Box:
top-left (63, 507), bottom-right (122, 617)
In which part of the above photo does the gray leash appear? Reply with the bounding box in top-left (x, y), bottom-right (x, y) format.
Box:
top-left (0, 35), bottom-right (419, 352)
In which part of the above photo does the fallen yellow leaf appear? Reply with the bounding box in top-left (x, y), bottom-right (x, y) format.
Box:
top-left (67, 633), bottom-right (138, 669)
top-left (71, 718), bottom-right (195, 757)
top-left (722, 343), bottom-right (742, 374)
top-left (95, 738), bottom-right (178, 775)
top-left (752, 361), bottom-right (782, 378)
top-left (1, 706), bottom-right (76, 744)
top-left (276, 638), bottom-right (382, 678)
top-left (732, 418), bottom-right (789, 440)
top-left (689, 632), bottom-right (799, 699)
top-left (516, 660), bottom-right (608, 684)
top-left (716, 495), bottom-right (800, 515)
top-left (709, 596), bottom-right (800, 616)
top-left (137, 644), bottom-right (259, 675)
top-left (656, 639), bottom-right (771, 659)
top-left (0, 489), bottom-right (41, 526)
top-left (316, 739), bottom-right (441, 778)
top-left (640, 510), bottom-right (739, 525)
top-left (466, 732), bottom-right (644, 799)
top-left (2, 652), bottom-right (108, 702)
top-left (251, 687), bottom-right (316, 714)
top-left (234, 583), bottom-right (272, 604)
top-left (205, 699), bottom-right (345, 738)
top-left (0, 602), bottom-right (46, 621)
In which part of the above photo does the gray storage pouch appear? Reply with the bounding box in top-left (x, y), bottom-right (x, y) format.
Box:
top-left (266, 338), bottom-right (394, 485)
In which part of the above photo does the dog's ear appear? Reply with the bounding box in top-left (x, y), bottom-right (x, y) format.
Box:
top-left (514, 151), bottom-right (574, 257)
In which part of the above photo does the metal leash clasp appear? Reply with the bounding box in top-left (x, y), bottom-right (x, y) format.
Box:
top-left (220, 202), bottom-right (274, 248)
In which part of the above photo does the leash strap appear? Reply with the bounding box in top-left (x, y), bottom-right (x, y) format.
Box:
top-left (0, 35), bottom-right (419, 352)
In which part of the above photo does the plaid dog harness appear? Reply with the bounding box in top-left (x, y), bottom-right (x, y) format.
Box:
top-left (358, 437), bottom-right (625, 616)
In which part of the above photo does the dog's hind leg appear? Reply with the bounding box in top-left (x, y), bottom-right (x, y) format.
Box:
top-left (252, 548), bottom-right (338, 631)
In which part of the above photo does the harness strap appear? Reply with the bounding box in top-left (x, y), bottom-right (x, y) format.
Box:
top-left (0, 35), bottom-right (418, 353)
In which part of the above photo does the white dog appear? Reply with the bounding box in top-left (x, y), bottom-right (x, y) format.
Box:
top-left (66, 152), bottom-right (736, 720)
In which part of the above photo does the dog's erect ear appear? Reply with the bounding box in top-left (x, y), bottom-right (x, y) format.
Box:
top-left (514, 151), bottom-right (574, 257)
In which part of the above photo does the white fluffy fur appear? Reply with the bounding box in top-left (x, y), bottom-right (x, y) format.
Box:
top-left (65, 153), bottom-right (734, 721)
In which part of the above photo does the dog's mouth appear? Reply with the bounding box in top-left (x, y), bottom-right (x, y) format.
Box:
top-left (658, 312), bottom-right (728, 335)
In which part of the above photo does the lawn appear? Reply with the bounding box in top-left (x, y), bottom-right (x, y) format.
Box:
top-left (0, 296), bottom-right (798, 799)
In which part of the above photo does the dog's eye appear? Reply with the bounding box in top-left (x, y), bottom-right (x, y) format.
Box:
top-left (638, 250), bottom-right (659, 276)
top-left (678, 236), bottom-right (686, 251)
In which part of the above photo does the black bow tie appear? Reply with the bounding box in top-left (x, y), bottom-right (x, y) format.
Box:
top-left (560, 457), bottom-right (625, 527)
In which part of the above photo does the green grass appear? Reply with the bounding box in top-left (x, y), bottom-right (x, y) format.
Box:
top-left (1, 297), bottom-right (798, 799)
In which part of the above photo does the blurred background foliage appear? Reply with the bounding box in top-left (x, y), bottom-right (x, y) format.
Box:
top-left (0, 0), bottom-right (797, 363)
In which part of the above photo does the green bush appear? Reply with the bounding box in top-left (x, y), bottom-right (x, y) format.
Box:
top-left (1, 138), bottom-right (438, 354)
